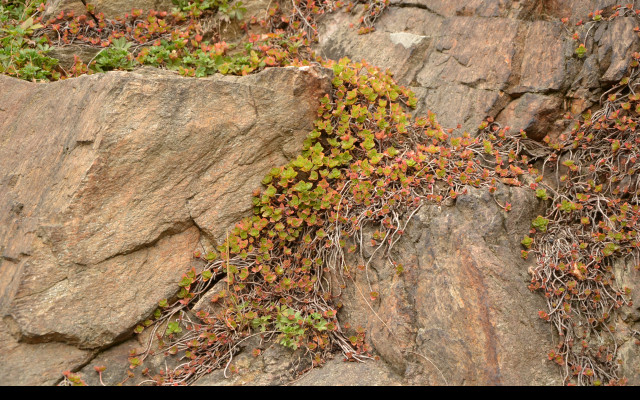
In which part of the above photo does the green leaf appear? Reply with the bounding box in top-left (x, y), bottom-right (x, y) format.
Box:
top-left (293, 181), bottom-right (313, 193)
top-left (559, 200), bottom-right (576, 212)
top-left (602, 242), bottom-right (620, 257)
top-left (532, 216), bottom-right (549, 232)
top-left (281, 167), bottom-right (297, 180)
top-left (612, 140), bottom-right (620, 152)
top-left (483, 140), bottom-right (493, 154)
top-left (264, 185), bottom-right (277, 197)
top-left (178, 276), bottom-right (193, 287)
top-left (363, 137), bottom-right (375, 150)
top-left (166, 321), bottom-right (182, 335)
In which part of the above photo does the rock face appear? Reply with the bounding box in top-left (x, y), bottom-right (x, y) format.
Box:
top-left (3, 0), bottom-right (640, 387)
top-left (336, 185), bottom-right (559, 385)
top-left (291, 358), bottom-right (404, 386)
top-left (310, 0), bottom-right (640, 385)
top-left (0, 65), bottom-right (332, 385)
top-left (316, 0), bottom-right (635, 137)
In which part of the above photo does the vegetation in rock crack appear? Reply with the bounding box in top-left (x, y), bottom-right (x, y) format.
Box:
top-left (3, 0), bottom-right (638, 387)
top-left (520, 4), bottom-right (640, 385)
top-left (115, 61), bottom-right (538, 386)
top-left (0, 0), bottom-right (388, 80)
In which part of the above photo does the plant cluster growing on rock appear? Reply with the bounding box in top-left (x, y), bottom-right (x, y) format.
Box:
top-left (1, 0), bottom-right (387, 80)
top-left (521, 62), bottom-right (640, 386)
top-left (7, 0), bottom-right (638, 387)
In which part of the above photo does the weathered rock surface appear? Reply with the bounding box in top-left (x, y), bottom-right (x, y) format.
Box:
top-left (334, 185), bottom-right (560, 385)
top-left (0, 318), bottom-right (92, 386)
top-left (0, 65), bottom-right (332, 384)
top-left (291, 358), bottom-right (404, 386)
